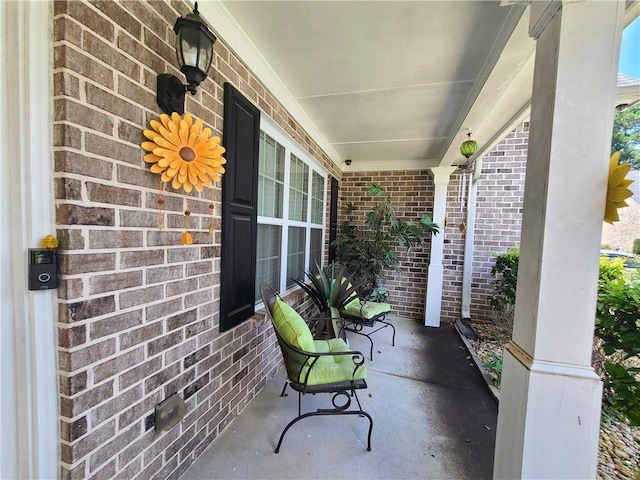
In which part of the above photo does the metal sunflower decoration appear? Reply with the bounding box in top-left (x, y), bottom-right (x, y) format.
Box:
top-left (141, 112), bottom-right (226, 244)
top-left (604, 151), bottom-right (634, 224)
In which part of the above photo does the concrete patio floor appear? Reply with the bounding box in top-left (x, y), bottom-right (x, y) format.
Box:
top-left (181, 317), bottom-right (498, 480)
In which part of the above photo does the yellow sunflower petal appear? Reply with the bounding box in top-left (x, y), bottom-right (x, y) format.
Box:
top-left (171, 112), bottom-right (182, 127)
top-left (160, 114), bottom-right (171, 129)
top-left (193, 118), bottom-right (204, 133)
top-left (193, 181), bottom-right (204, 193)
top-left (183, 180), bottom-right (193, 193)
top-left (170, 158), bottom-right (183, 169)
top-left (609, 187), bottom-right (633, 203)
top-left (150, 164), bottom-right (165, 174)
top-left (179, 123), bottom-right (190, 145)
top-left (172, 177), bottom-right (181, 190)
top-left (609, 151), bottom-right (621, 170)
top-left (157, 156), bottom-right (175, 168)
top-left (143, 153), bottom-right (162, 164)
top-left (166, 166), bottom-right (180, 177)
top-left (141, 141), bottom-right (160, 152)
top-left (161, 172), bottom-right (172, 183)
top-left (179, 163), bottom-right (189, 177)
top-left (609, 163), bottom-right (631, 189)
top-left (143, 129), bottom-right (159, 141)
top-left (184, 113), bottom-right (193, 130)
top-left (604, 201), bottom-right (619, 224)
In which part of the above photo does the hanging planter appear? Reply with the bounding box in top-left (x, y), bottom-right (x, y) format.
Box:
top-left (460, 132), bottom-right (478, 160)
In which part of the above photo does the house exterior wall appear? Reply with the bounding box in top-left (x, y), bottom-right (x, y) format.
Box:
top-left (53, 1), bottom-right (338, 478)
top-left (441, 123), bottom-right (529, 323)
top-left (338, 125), bottom-right (528, 323)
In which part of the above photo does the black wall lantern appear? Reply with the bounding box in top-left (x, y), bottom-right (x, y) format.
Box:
top-left (157, 2), bottom-right (217, 115)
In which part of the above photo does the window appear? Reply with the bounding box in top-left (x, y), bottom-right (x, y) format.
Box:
top-left (255, 118), bottom-right (327, 300)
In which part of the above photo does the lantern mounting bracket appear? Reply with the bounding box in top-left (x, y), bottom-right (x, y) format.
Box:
top-left (157, 74), bottom-right (187, 115)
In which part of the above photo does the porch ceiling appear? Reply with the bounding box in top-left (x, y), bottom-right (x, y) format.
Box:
top-left (215, 1), bottom-right (533, 171)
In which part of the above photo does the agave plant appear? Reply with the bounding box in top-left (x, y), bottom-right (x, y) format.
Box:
top-left (292, 262), bottom-right (364, 315)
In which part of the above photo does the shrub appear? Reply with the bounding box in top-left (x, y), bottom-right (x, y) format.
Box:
top-left (633, 238), bottom-right (640, 255)
top-left (595, 261), bottom-right (640, 425)
top-left (488, 251), bottom-right (640, 425)
top-left (490, 248), bottom-right (520, 313)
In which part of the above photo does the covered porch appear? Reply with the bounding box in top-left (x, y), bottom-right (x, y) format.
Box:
top-left (181, 316), bottom-right (498, 479)
top-left (2, 1), bottom-right (638, 479)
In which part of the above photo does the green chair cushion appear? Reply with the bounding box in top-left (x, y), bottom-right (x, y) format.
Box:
top-left (272, 298), bottom-right (315, 353)
top-left (292, 338), bottom-right (366, 386)
top-left (342, 298), bottom-right (391, 320)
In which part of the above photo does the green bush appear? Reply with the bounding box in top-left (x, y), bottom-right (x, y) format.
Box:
top-left (633, 238), bottom-right (640, 255)
top-left (595, 260), bottom-right (640, 425)
top-left (489, 251), bottom-right (640, 425)
top-left (490, 247), bottom-right (519, 313)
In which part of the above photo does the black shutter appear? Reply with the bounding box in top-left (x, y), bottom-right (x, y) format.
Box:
top-left (220, 83), bottom-right (260, 332)
top-left (328, 177), bottom-right (339, 264)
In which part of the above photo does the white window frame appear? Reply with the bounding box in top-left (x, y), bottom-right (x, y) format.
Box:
top-left (257, 115), bottom-right (327, 297)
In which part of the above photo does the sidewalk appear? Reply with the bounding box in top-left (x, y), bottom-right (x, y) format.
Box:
top-left (181, 318), bottom-right (497, 480)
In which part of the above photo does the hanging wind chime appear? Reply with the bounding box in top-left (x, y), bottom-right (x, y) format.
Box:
top-left (141, 112), bottom-right (226, 244)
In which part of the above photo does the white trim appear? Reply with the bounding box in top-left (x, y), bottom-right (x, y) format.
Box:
top-left (199, 1), bottom-right (342, 167)
top-left (257, 117), bottom-right (327, 296)
top-left (424, 166), bottom-right (457, 327)
top-left (0, 1), bottom-right (58, 479)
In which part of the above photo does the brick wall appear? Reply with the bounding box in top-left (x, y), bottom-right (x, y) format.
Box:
top-left (339, 171), bottom-right (434, 320)
top-left (53, 1), bottom-right (338, 478)
top-left (338, 125), bottom-right (528, 324)
top-left (440, 123), bottom-right (528, 323)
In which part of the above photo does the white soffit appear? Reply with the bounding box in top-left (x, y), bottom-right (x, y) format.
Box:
top-left (439, 7), bottom-right (535, 166)
top-left (203, 1), bottom-right (530, 172)
top-left (199, 0), bottom-right (343, 165)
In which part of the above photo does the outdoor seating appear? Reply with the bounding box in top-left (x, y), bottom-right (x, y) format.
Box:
top-left (260, 282), bottom-right (373, 454)
top-left (339, 293), bottom-right (396, 361)
top-left (293, 263), bottom-right (396, 360)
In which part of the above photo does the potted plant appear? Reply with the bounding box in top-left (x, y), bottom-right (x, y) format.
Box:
top-left (332, 183), bottom-right (439, 301)
top-left (293, 262), bottom-right (363, 339)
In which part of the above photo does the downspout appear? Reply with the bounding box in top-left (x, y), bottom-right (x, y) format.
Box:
top-left (461, 158), bottom-right (482, 320)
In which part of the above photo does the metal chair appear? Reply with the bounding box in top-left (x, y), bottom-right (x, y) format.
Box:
top-left (260, 282), bottom-right (373, 454)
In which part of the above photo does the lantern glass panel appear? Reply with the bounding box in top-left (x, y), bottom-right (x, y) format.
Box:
top-left (198, 36), bottom-right (214, 72)
top-left (176, 28), bottom-right (200, 68)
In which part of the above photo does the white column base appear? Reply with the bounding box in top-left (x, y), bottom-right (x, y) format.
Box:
top-left (494, 342), bottom-right (602, 480)
top-left (425, 264), bottom-right (443, 327)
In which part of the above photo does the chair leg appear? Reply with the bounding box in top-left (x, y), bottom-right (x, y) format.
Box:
top-left (280, 381), bottom-right (288, 397)
top-left (379, 319), bottom-right (396, 346)
top-left (275, 409), bottom-right (373, 453)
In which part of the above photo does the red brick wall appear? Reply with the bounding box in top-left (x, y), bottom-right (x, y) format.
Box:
top-left (53, 1), bottom-right (337, 478)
